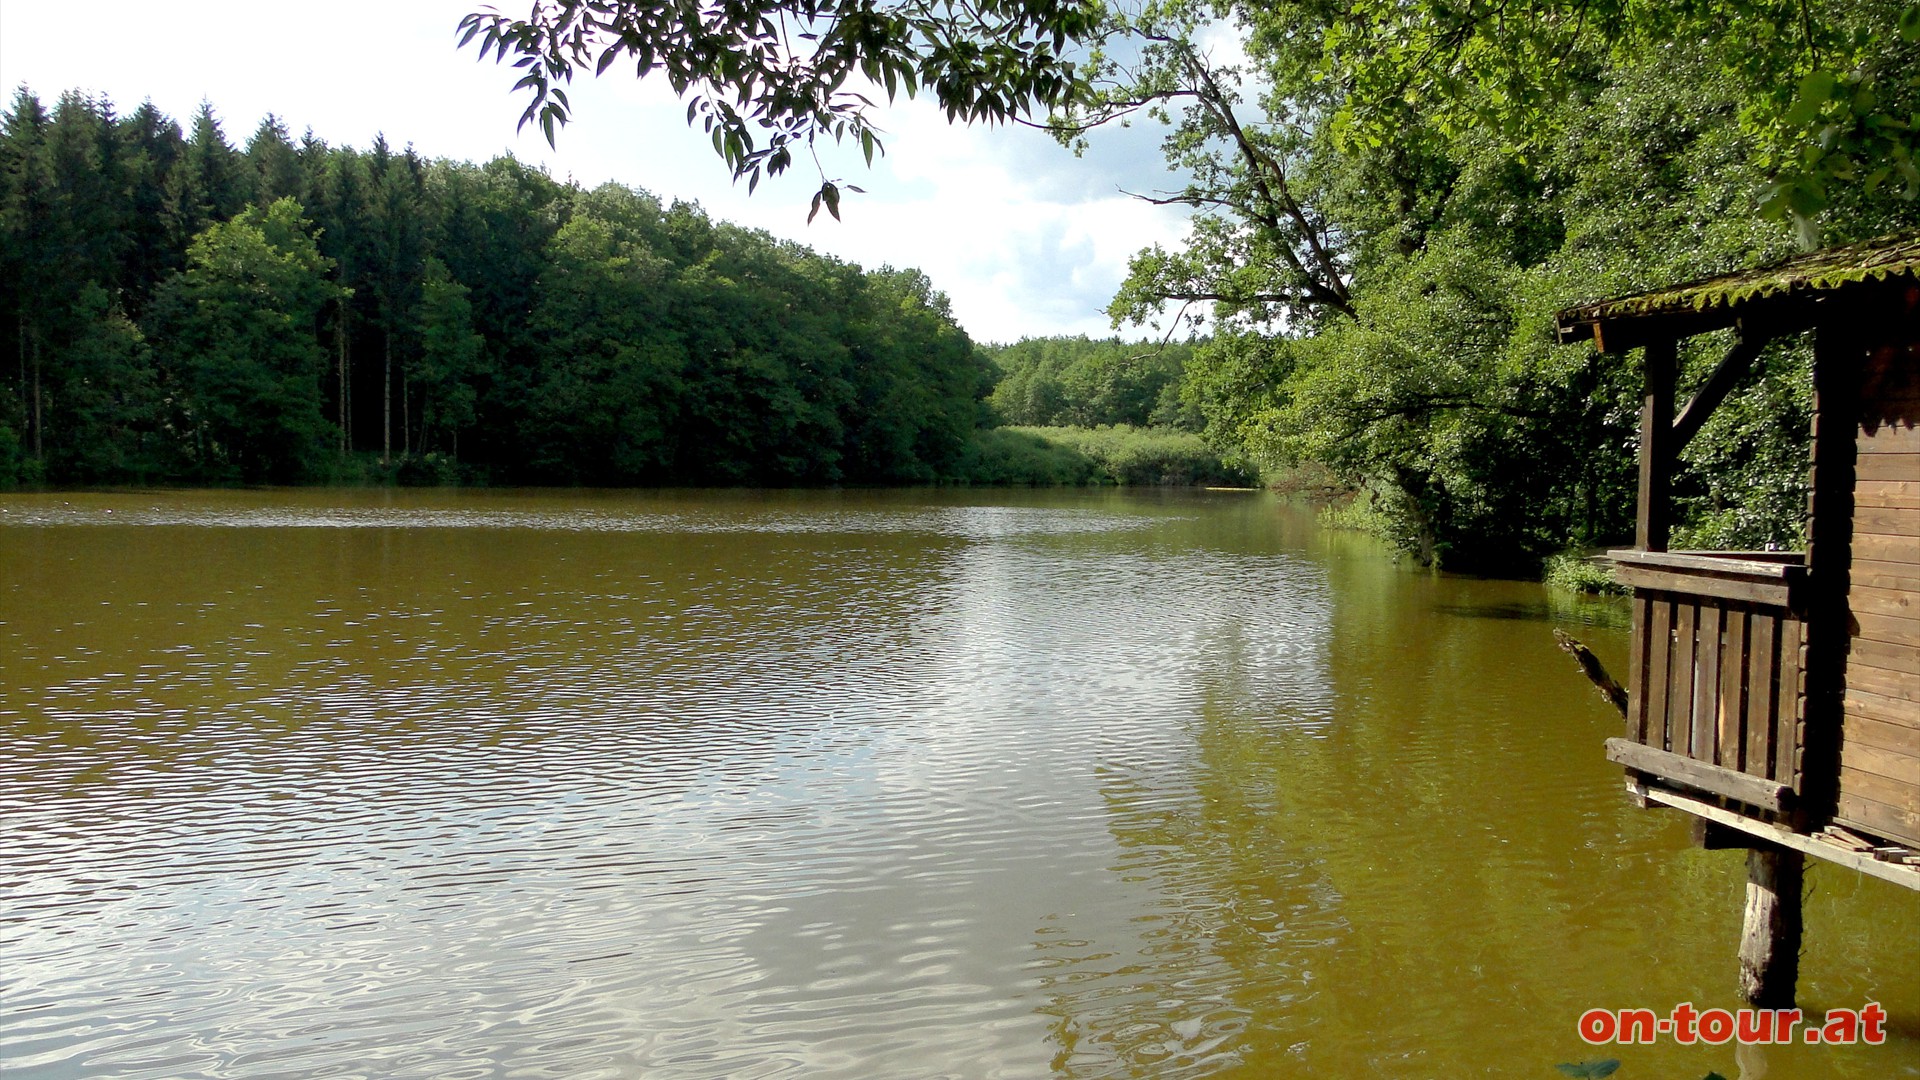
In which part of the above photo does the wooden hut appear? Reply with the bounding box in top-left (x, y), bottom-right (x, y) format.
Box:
top-left (1554, 231), bottom-right (1919, 1004)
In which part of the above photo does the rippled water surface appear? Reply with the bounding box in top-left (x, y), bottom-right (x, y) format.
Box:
top-left (3, 488), bottom-right (1916, 1079)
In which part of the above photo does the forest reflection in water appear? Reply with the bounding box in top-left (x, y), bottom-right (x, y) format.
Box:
top-left (0, 488), bottom-right (1914, 1079)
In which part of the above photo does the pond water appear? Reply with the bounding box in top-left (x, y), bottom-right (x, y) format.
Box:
top-left (1, 488), bottom-right (1915, 1079)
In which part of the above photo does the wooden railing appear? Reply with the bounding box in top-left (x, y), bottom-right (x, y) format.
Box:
top-left (1605, 550), bottom-right (1810, 813)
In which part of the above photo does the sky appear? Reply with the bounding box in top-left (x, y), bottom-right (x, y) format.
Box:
top-left (0, 0), bottom-right (1198, 343)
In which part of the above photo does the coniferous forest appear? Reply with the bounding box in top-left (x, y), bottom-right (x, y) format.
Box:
top-left (0, 89), bottom-right (996, 488)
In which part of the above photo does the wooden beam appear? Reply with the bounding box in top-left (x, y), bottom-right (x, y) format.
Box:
top-left (1582, 309), bottom-right (1744, 353)
top-left (1631, 781), bottom-right (1920, 890)
top-left (1637, 338), bottom-right (1678, 552)
top-left (1739, 846), bottom-right (1804, 1007)
top-left (1608, 550), bottom-right (1807, 577)
top-left (1607, 549), bottom-right (1807, 609)
top-left (1555, 291), bottom-right (1827, 355)
top-left (1611, 565), bottom-right (1799, 607)
top-left (1557, 321), bottom-right (1601, 348)
top-left (1605, 738), bottom-right (1794, 810)
top-left (1672, 332), bottom-right (1767, 454)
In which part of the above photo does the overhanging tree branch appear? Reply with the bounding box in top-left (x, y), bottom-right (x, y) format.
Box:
top-left (459, 0), bottom-right (1104, 208)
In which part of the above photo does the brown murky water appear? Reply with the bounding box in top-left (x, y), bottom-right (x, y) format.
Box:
top-left (1, 488), bottom-right (1915, 1079)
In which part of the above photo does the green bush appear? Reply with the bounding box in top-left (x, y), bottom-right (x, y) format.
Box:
top-left (1543, 552), bottom-right (1626, 595)
top-left (397, 452), bottom-right (463, 486)
top-left (1008, 425), bottom-right (1258, 486)
top-left (955, 427), bottom-right (1102, 485)
top-left (1318, 491), bottom-right (1388, 534)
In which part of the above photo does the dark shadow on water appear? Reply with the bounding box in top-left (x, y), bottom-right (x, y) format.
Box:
top-left (1435, 598), bottom-right (1631, 630)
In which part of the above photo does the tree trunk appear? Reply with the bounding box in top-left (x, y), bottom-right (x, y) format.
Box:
top-left (402, 361), bottom-right (411, 457)
top-left (383, 328), bottom-right (392, 465)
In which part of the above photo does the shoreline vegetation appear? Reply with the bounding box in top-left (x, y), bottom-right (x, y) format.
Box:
top-left (0, 90), bottom-right (1260, 502)
top-left (0, 421), bottom-right (1257, 493)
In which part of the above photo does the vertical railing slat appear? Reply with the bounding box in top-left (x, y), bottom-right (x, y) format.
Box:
top-left (1748, 613), bottom-right (1779, 780)
top-left (1646, 598), bottom-right (1674, 753)
top-left (1693, 604), bottom-right (1723, 762)
top-left (1776, 618), bottom-right (1805, 793)
top-left (1669, 602), bottom-right (1698, 758)
top-left (1627, 595), bottom-right (1652, 745)
top-left (1721, 609), bottom-right (1750, 771)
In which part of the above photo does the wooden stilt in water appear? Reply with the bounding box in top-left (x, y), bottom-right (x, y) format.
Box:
top-left (1738, 845), bottom-right (1803, 1007)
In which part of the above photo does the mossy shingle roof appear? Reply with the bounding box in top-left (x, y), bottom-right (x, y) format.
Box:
top-left (1557, 230), bottom-right (1920, 335)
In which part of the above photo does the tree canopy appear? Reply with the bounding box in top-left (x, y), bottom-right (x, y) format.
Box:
top-left (1053, 0), bottom-right (1920, 568)
top-left (1310, 0), bottom-right (1920, 233)
top-left (985, 336), bottom-right (1198, 429)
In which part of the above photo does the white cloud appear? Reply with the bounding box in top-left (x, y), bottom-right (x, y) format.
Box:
top-left (0, 0), bottom-right (1196, 342)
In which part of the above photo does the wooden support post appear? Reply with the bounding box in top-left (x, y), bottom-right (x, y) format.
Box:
top-left (1738, 845), bottom-right (1803, 1007)
top-left (1795, 321), bottom-right (1860, 821)
top-left (1637, 338), bottom-right (1678, 552)
top-left (1691, 818), bottom-right (1748, 850)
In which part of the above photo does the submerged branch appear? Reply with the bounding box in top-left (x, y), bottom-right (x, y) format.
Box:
top-left (1554, 629), bottom-right (1628, 717)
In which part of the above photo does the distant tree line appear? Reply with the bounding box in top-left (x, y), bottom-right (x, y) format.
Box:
top-left (983, 337), bottom-right (1199, 431)
top-left (0, 88), bottom-right (992, 486)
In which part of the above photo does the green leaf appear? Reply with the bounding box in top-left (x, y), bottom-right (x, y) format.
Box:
top-left (1901, 4), bottom-right (1920, 42)
top-left (1785, 70), bottom-right (1836, 126)
top-left (1786, 179), bottom-right (1827, 217)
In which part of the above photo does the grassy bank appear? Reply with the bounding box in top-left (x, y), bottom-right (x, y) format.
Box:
top-left (957, 425), bottom-right (1257, 487)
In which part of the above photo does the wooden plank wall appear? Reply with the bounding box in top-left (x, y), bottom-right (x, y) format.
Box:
top-left (1836, 335), bottom-right (1920, 848)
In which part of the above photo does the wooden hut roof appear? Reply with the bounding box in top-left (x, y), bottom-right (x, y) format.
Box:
top-left (1556, 230), bottom-right (1920, 351)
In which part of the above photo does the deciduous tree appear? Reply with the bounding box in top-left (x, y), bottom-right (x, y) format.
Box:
top-left (148, 198), bottom-right (344, 482)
